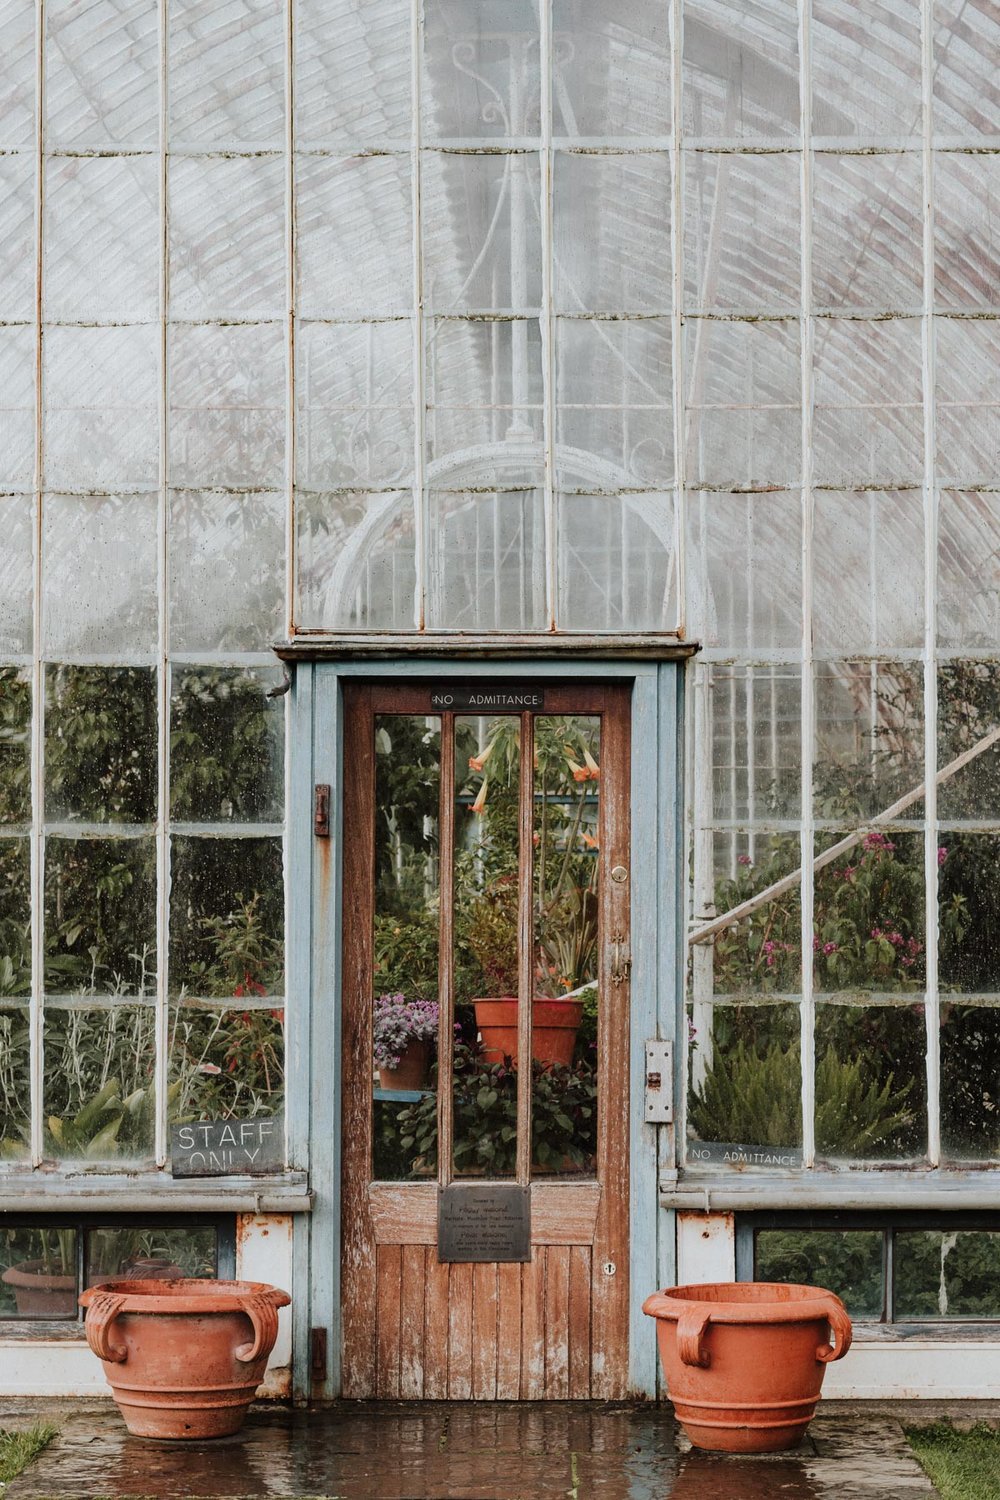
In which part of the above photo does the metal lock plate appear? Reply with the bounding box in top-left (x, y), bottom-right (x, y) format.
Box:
top-left (644, 1039), bottom-right (674, 1123)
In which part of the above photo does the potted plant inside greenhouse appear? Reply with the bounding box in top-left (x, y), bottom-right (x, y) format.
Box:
top-left (1, 1228), bottom-right (77, 1319)
top-left (373, 992), bottom-right (439, 1090)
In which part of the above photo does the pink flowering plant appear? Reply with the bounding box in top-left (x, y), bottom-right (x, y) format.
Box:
top-left (714, 833), bottom-right (967, 996)
top-left (373, 993), bottom-right (439, 1071)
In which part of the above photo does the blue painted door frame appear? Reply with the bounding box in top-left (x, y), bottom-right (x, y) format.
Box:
top-left (285, 658), bottom-right (686, 1400)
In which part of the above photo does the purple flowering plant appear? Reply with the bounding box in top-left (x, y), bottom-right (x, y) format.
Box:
top-left (373, 992), bottom-right (439, 1070)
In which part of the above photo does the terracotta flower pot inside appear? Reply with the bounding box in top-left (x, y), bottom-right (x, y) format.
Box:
top-left (474, 997), bottom-right (583, 1068)
top-left (642, 1281), bottom-right (852, 1454)
top-left (80, 1278), bottom-right (290, 1440)
top-left (2, 1260), bottom-right (77, 1318)
top-left (378, 1036), bottom-right (431, 1091)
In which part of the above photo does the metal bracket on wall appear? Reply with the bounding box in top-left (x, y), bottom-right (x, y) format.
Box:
top-left (314, 784), bottom-right (331, 838)
top-left (644, 1039), bottom-right (674, 1123)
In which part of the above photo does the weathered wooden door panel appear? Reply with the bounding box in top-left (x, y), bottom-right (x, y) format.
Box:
top-left (341, 681), bottom-right (631, 1399)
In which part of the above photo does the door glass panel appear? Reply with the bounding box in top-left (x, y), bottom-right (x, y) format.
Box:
top-left (533, 715), bottom-right (600, 1176)
top-left (453, 715), bottom-right (521, 1178)
top-left (371, 714), bottom-right (441, 1181)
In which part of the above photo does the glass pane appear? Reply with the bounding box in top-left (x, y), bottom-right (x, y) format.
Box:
top-left (371, 715), bottom-right (440, 1181)
top-left (44, 838), bottom-right (156, 996)
top-left (552, 0), bottom-right (670, 138)
top-left (295, 490), bottom-right (417, 631)
top-left (755, 1229), bottom-right (884, 1318)
top-left (45, 666), bottom-right (157, 824)
top-left (939, 834), bottom-right (1000, 994)
top-left (168, 323), bottom-right (285, 489)
top-left (169, 1003), bottom-right (284, 1123)
top-left (555, 319), bottom-right (673, 488)
top-left (296, 155), bottom-right (412, 317)
top-left (937, 664), bottom-right (1000, 822)
top-left (814, 1003), bottom-right (926, 1162)
top-left (553, 152), bottom-right (671, 313)
top-left (170, 667), bottom-right (284, 824)
top-left (0, 155), bottom-right (35, 321)
top-left (426, 318), bottom-right (543, 463)
top-left (43, 494), bottom-right (158, 657)
top-left (0, 1227), bottom-right (78, 1319)
top-left (815, 663), bottom-right (923, 822)
top-left (427, 490), bottom-right (547, 632)
top-left (813, 318), bottom-right (923, 487)
top-left (0, 0), bottom-right (36, 147)
top-left (941, 1005), bottom-right (1000, 1161)
top-left (296, 321), bottom-right (413, 490)
top-left (684, 153), bottom-right (799, 313)
top-left (168, 836), bottom-right (283, 998)
top-left (168, 489), bottom-right (285, 653)
top-left (811, 0), bottom-right (922, 139)
top-left (168, 0), bottom-right (284, 147)
top-left (683, 0), bottom-right (799, 139)
top-left (422, 0), bottom-right (539, 141)
top-left (295, 0), bottom-right (410, 146)
top-left (895, 1231), bottom-right (1000, 1318)
top-left (812, 154), bottom-right (923, 312)
top-left (557, 493), bottom-right (678, 633)
top-left (0, 1005), bottom-right (30, 1157)
top-left (707, 668), bottom-right (801, 823)
top-left (86, 1224), bottom-right (218, 1286)
top-left (43, 326), bottom-right (159, 491)
top-left (939, 494), bottom-right (1000, 649)
top-left (0, 499), bottom-right (32, 655)
top-left (936, 320), bottom-right (1000, 487)
top-left (0, 326), bottom-right (40, 489)
top-left (0, 668), bottom-right (30, 825)
top-left (454, 715), bottom-right (521, 1178)
top-left (46, 0), bottom-right (158, 148)
top-left (933, 0), bottom-right (1000, 137)
top-left (814, 492), bottom-right (924, 654)
top-left (685, 319), bottom-right (801, 487)
top-left (687, 1001), bottom-right (803, 1161)
top-left (686, 493), bottom-right (801, 652)
top-left (0, 842), bottom-right (30, 1000)
top-left (814, 831), bottom-right (925, 998)
top-left (45, 156), bottom-right (159, 322)
top-left (531, 716), bottom-right (599, 1176)
top-left (423, 153), bottom-right (541, 312)
top-left (169, 156), bottom-right (285, 319)
top-left (43, 1005), bottom-right (156, 1161)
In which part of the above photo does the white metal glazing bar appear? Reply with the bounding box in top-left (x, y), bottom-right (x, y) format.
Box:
top-left (798, 0), bottom-right (816, 1169)
top-left (539, 0), bottom-right (557, 629)
top-left (411, 0), bottom-right (427, 629)
top-left (921, 0), bottom-right (941, 1166)
top-left (29, 0), bottom-right (45, 1168)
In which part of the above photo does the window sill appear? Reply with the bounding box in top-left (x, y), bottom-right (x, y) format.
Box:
top-left (0, 1170), bottom-right (312, 1214)
top-left (661, 1168), bottom-right (1000, 1212)
top-left (276, 632), bottom-right (700, 661)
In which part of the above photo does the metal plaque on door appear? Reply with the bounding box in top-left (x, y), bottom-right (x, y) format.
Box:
top-left (437, 1184), bottom-right (531, 1263)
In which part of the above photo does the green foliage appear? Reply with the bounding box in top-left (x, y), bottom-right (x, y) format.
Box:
top-left (45, 665), bottom-right (157, 823)
top-left (894, 1230), bottom-right (1000, 1318)
top-left (170, 667), bottom-right (283, 822)
top-left (464, 877), bottom-right (519, 996)
top-left (907, 1423), bottom-right (1000, 1500)
top-left (755, 1228), bottom-right (884, 1318)
top-left (689, 1035), bottom-right (916, 1157)
top-left (374, 910), bottom-right (440, 1000)
top-left (0, 666), bottom-right (30, 824)
top-left (395, 1043), bottom-right (597, 1177)
top-left (0, 1422), bottom-right (58, 1485)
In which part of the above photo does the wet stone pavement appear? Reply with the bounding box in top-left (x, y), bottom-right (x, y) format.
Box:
top-left (2, 1400), bottom-right (939, 1500)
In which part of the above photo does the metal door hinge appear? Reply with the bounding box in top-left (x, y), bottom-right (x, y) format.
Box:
top-left (314, 784), bottom-right (331, 838)
top-left (610, 933), bottom-right (631, 985)
top-left (644, 1039), bottom-right (674, 1123)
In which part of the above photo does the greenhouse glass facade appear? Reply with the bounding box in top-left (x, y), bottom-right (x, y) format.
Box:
top-left (0, 0), bottom-right (999, 1399)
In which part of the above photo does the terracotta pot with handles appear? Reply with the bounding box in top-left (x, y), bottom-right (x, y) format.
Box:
top-left (80, 1278), bottom-right (290, 1439)
top-left (642, 1281), bottom-right (852, 1454)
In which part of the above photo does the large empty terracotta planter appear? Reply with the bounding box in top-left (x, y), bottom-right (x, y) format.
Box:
top-left (80, 1278), bottom-right (290, 1439)
top-left (474, 997), bottom-right (583, 1067)
top-left (642, 1281), bottom-right (852, 1453)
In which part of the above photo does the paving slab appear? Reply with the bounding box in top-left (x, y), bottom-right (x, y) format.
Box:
top-left (3, 1399), bottom-right (939, 1500)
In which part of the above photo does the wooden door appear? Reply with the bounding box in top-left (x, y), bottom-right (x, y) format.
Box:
top-left (341, 682), bottom-right (631, 1399)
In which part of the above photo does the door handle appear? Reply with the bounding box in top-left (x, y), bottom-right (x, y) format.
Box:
top-left (610, 933), bottom-right (631, 986)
